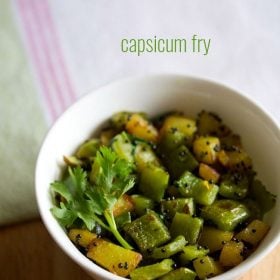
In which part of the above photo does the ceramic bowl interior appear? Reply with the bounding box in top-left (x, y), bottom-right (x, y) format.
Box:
top-left (36, 74), bottom-right (280, 280)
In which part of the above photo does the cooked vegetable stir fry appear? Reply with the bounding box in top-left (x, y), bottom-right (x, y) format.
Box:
top-left (51, 111), bottom-right (276, 279)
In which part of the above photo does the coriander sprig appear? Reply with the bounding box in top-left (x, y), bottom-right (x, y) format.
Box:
top-left (51, 146), bottom-right (135, 249)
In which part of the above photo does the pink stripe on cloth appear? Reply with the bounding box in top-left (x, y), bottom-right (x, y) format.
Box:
top-left (17, 0), bottom-right (58, 121)
top-left (39, 0), bottom-right (76, 104)
top-left (16, 0), bottom-right (76, 123)
top-left (30, 0), bottom-right (69, 115)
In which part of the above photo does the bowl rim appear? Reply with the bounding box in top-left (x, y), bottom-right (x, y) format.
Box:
top-left (35, 73), bottom-right (280, 280)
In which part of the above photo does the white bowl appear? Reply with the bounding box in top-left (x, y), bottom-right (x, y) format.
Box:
top-left (36, 74), bottom-right (280, 280)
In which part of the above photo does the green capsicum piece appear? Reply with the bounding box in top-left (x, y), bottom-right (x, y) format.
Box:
top-left (201, 199), bottom-right (250, 231)
top-left (178, 245), bottom-right (209, 266)
top-left (163, 145), bottom-right (198, 179)
top-left (250, 179), bottom-right (276, 215)
top-left (219, 172), bottom-right (249, 200)
top-left (139, 165), bottom-right (169, 202)
top-left (134, 141), bottom-right (160, 172)
top-left (241, 198), bottom-right (262, 220)
top-left (130, 259), bottom-right (174, 280)
top-left (76, 139), bottom-right (100, 159)
top-left (111, 132), bottom-right (135, 163)
top-left (131, 194), bottom-right (155, 216)
top-left (177, 171), bottom-right (219, 205)
top-left (170, 213), bottom-right (203, 244)
top-left (115, 211), bottom-right (131, 228)
top-left (150, 235), bottom-right (187, 259)
top-left (161, 198), bottom-right (195, 219)
top-left (158, 267), bottom-right (197, 280)
top-left (123, 211), bottom-right (171, 252)
top-left (110, 111), bottom-right (131, 130)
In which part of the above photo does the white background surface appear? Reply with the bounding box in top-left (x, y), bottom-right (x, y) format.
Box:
top-left (49, 0), bottom-right (280, 121)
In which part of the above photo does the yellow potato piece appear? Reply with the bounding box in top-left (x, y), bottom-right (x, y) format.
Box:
top-left (235, 219), bottom-right (270, 246)
top-left (219, 240), bottom-right (244, 267)
top-left (126, 114), bottom-right (158, 142)
top-left (160, 115), bottom-right (196, 139)
top-left (199, 163), bottom-right (220, 183)
top-left (226, 149), bottom-right (252, 170)
top-left (193, 256), bottom-right (223, 279)
top-left (87, 239), bottom-right (142, 277)
top-left (199, 227), bottom-right (233, 253)
top-left (193, 136), bottom-right (220, 165)
top-left (217, 150), bottom-right (230, 166)
top-left (68, 229), bottom-right (97, 248)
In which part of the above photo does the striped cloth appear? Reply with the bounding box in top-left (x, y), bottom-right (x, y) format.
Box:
top-left (1, 0), bottom-right (279, 225)
top-left (0, 0), bottom-right (76, 225)
top-left (15, 0), bottom-right (77, 123)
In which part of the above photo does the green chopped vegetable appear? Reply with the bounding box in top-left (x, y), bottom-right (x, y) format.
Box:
top-left (179, 245), bottom-right (209, 266)
top-left (242, 198), bottom-right (262, 220)
top-left (250, 179), bottom-right (276, 215)
top-left (124, 211), bottom-right (171, 252)
top-left (219, 173), bottom-right (249, 199)
top-left (130, 259), bottom-right (174, 280)
top-left (115, 211), bottom-right (132, 228)
top-left (158, 267), bottom-right (197, 280)
top-left (139, 165), bottom-right (169, 202)
top-left (134, 141), bottom-right (160, 171)
top-left (63, 155), bottom-right (83, 167)
top-left (150, 235), bottom-right (187, 259)
top-left (170, 213), bottom-right (203, 244)
top-left (163, 145), bottom-right (198, 179)
top-left (76, 139), bottom-right (100, 159)
top-left (177, 171), bottom-right (219, 205)
top-left (110, 111), bottom-right (131, 130)
top-left (111, 132), bottom-right (135, 163)
top-left (201, 199), bottom-right (250, 231)
top-left (161, 198), bottom-right (195, 219)
top-left (131, 194), bottom-right (155, 216)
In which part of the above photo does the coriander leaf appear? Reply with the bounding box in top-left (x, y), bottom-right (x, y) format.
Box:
top-left (90, 146), bottom-right (135, 204)
top-left (51, 203), bottom-right (77, 227)
top-left (68, 166), bottom-right (87, 193)
top-left (77, 211), bottom-right (96, 231)
top-left (51, 181), bottom-right (72, 202)
top-left (50, 167), bottom-right (97, 230)
top-left (85, 189), bottom-right (105, 215)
